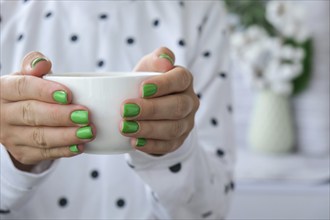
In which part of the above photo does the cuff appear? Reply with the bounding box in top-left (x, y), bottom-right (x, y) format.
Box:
top-left (125, 128), bottom-right (197, 170)
top-left (0, 145), bottom-right (58, 191)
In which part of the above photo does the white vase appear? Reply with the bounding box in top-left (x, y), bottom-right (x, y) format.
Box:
top-left (248, 90), bottom-right (295, 154)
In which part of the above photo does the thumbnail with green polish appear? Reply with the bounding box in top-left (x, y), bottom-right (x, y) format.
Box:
top-left (76, 126), bottom-right (93, 139)
top-left (159, 53), bottom-right (174, 65)
top-left (71, 110), bottom-right (89, 124)
top-left (31, 57), bottom-right (47, 68)
top-left (123, 104), bottom-right (140, 117)
top-left (136, 138), bottom-right (146, 147)
top-left (53, 91), bottom-right (68, 104)
top-left (69, 145), bottom-right (79, 153)
top-left (122, 121), bottom-right (139, 133)
top-left (143, 84), bottom-right (157, 98)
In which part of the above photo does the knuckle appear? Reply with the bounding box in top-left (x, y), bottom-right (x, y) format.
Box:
top-left (145, 100), bottom-right (156, 118)
top-left (22, 102), bottom-right (36, 125)
top-left (31, 127), bottom-right (47, 147)
top-left (16, 76), bottom-right (28, 97)
top-left (173, 95), bottom-right (190, 119)
top-left (179, 68), bottom-right (192, 89)
top-left (169, 121), bottom-right (184, 139)
top-left (40, 148), bottom-right (51, 160)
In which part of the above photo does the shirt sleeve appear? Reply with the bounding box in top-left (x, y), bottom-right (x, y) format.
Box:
top-left (126, 2), bottom-right (235, 219)
top-left (0, 145), bottom-right (58, 211)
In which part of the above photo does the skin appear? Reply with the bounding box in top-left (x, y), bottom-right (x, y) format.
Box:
top-left (0, 47), bottom-right (199, 172)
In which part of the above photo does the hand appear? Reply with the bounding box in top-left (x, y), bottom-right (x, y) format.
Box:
top-left (120, 47), bottom-right (200, 155)
top-left (0, 52), bottom-right (95, 171)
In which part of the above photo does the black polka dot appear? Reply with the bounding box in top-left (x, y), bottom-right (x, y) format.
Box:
top-left (126, 37), bottom-right (135, 45)
top-left (216, 148), bottom-right (225, 157)
top-left (179, 1), bottom-right (184, 7)
top-left (97, 60), bottom-right (104, 68)
top-left (169, 163), bottom-right (181, 173)
top-left (23, 0), bottom-right (29, 3)
top-left (230, 181), bottom-right (235, 190)
top-left (70, 34), bottom-right (78, 42)
top-left (58, 197), bottom-right (68, 207)
top-left (0, 15), bottom-right (2, 23)
top-left (45, 11), bottom-right (52, 18)
top-left (203, 51), bottom-right (211, 57)
top-left (202, 210), bottom-right (213, 218)
top-left (197, 93), bottom-right (202, 99)
top-left (116, 198), bottom-right (125, 208)
top-left (219, 72), bottom-right (227, 78)
top-left (153, 19), bottom-right (159, 27)
top-left (227, 105), bottom-right (233, 113)
top-left (17, 34), bottom-right (24, 41)
top-left (211, 118), bottom-right (218, 126)
top-left (0, 209), bottom-right (10, 214)
top-left (99, 13), bottom-right (108, 20)
top-left (91, 170), bottom-right (99, 179)
top-left (178, 39), bottom-right (185, 47)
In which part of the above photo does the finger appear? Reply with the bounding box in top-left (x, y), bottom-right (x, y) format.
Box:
top-left (130, 137), bottom-right (186, 155)
top-left (140, 66), bottom-right (193, 98)
top-left (9, 145), bottom-right (84, 165)
top-left (4, 101), bottom-right (90, 126)
top-left (20, 51), bottom-right (52, 77)
top-left (122, 93), bottom-right (194, 120)
top-left (134, 47), bottom-right (175, 73)
top-left (11, 125), bottom-right (96, 148)
top-left (120, 117), bottom-right (193, 140)
top-left (0, 75), bottom-right (72, 104)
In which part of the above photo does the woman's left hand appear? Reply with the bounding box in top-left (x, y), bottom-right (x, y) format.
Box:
top-left (120, 47), bottom-right (200, 155)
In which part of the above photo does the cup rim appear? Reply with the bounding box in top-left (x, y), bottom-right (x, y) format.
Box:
top-left (43, 72), bottom-right (162, 78)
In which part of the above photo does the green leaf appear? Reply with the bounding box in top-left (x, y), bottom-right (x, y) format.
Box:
top-left (292, 39), bottom-right (313, 95)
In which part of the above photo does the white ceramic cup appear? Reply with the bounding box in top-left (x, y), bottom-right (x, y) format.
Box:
top-left (43, 72), bottom-right (161, 154)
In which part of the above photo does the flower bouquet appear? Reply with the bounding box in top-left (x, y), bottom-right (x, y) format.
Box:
top-left (225, 0), bottom-right (313, 154)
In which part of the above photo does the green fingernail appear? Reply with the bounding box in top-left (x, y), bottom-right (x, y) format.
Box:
top-left (53, 91), bottom-right (68, 104)
top-left (122, 121), bottom-right (139, 133)
top-left (31, 57), bottom-right (47, 68)
top-left (123, 104), bottom-right (140, 117)
top-left (159, 53), bottom-right (174, 65)
top-left (143, 84), bottom-right (157, 98)
top-left (136, 138), bottom-right (146, 147)
top-left (76, 126), bottom-right (93, 139)
top-left (71, 110), bottom-right (89, 124)
top-left (69, 144), bottom-right (79, 153)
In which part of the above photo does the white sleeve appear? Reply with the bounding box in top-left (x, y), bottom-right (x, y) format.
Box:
top-left (0, 145), bottom-right (57, 212)
top-left (126, 2), bottom-right (235, 219)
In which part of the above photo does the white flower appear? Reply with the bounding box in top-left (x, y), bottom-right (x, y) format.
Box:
top-left (266, 0), bottom-right (310, 42)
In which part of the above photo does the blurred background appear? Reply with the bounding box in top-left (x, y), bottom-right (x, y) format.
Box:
top-left (225, 0), bottom-right (329, 219)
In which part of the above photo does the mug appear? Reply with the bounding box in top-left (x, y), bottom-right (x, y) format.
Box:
top-left (43, 72), bottom-right (161, 154)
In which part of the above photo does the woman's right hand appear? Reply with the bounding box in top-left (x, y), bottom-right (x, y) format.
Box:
top-left (0, 52), bottom-right (95, 171)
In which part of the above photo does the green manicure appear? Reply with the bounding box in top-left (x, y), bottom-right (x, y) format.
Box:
top-left (143, 84), bottom-right (157, 98)
top-left (69, 145), bottom-right (79, 153)
top-left (123, 104), bottom-right (140, 117)
top-left (76, 126), bottom-right (93, 139)
top-left (53, 91), bottom-right (68, 104)
top-left (159, 53), bottom-right (174, 65)
top-left (122, 121), bottom-right (139, 133)
top-left (136, 138), bottom-right (146, 147)
top-left (71, 110), bottom-right (89, 124)
top-left (31, 57), bottom-right (47, 68)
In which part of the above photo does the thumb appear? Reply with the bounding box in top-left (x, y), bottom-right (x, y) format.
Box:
top-left (134, 47), bottom-right (175, 73)
top-left (20, 51), bottom-right (52, 77)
